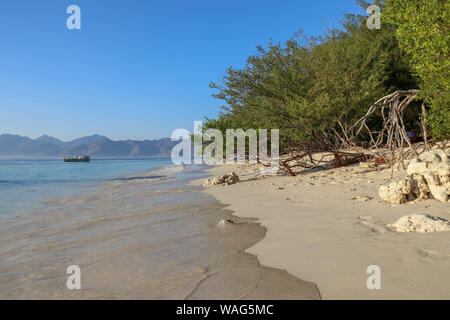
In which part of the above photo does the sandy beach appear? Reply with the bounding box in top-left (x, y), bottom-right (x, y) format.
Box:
top-left (194, 161), bottom-right (450, 300)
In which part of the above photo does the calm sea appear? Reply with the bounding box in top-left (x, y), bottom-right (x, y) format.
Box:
top-left (0, 158), bottom-right (319, 299)
top-left (0, 159), bottom-right (173, 219)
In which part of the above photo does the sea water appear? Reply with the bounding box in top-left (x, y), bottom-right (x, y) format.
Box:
top-left (0, 159), bottom-right (173, 219)
top-left (0, 159), bottom-right (319, 299)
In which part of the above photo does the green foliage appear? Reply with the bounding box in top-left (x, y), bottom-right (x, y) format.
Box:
top-left (384, 0), bottom-right (449, 139)
top-left (206, 2), bottom-right (422, 154)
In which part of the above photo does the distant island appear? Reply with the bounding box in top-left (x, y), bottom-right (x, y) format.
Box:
top-left (0, 134), bottom-right (177, 158)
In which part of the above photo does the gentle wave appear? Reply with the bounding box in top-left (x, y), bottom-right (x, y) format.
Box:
top-left (0, 158), bottom-right (177, 218)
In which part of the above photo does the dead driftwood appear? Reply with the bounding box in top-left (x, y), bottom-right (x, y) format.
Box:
top-left (257, 149), bottom-right (367, 177)
top-left (269, 90), bottom-right (429, 176)
top-left (347, 90), bottom-right (428, 168)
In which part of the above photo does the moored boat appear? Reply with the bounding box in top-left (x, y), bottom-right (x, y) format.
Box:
top-left (63, 155), bottom-right (90, 162)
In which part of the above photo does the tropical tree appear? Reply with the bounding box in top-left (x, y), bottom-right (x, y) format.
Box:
top-left (384, 0), bottom-right (449, 139)
top-left (207, 8), bottom-right (418, 160)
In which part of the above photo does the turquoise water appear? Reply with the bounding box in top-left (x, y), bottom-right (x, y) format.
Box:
top-left (0, 159), bottom-right (313, 299)
top-left (0, 158), bottom-right (173, 218)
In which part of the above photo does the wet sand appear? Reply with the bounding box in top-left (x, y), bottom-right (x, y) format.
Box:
top-left (0, 165), bottom-right (320, 299)
top-left (197, 163), bottom-right (450, 299)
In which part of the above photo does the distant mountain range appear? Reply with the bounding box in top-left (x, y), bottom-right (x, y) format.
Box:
top-left (0, 134), bottom-right (178, 158)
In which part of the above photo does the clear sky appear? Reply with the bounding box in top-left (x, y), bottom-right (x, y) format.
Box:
top-left (0, 0), bottom-right (364, 141)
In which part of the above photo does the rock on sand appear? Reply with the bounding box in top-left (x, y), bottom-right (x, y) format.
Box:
top-left (202, 172), bottom-right (240, 186)
top-left (379, 149), bottom-right (450, 204)
top-left (388, 214), bottom-right (450, 233)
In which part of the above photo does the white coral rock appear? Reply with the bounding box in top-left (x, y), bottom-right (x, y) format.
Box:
top-left (379, 149), bottom-right (449, 204)
top-left (378, 177), bottom-right (413, 204)
top-left (407, 149), bottom-right (449, 177)
top-left (388, 214), bottom-right (450, 233)
top-left (202, 172), bottom-right (240, 186)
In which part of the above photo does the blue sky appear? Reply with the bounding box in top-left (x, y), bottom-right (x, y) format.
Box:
top-left (0, 0), bottom-right (364, 141)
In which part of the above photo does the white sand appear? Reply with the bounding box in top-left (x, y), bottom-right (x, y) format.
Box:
top-left (193, 163), bottom-right (450, 299)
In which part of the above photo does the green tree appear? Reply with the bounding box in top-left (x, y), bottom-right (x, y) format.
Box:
top-left (208, 10), bottom-right (417, 154)
top-left (384, 0), bottom-right (450, 139)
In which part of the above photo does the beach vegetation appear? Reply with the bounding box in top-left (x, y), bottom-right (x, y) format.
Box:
top-left (384, 0), bottom-right (449, 139)
top-left (205, 0), bottom-right (448, 172)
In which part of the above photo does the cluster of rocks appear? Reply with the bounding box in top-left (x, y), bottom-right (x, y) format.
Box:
top-left (388, 214), bottom-right (450, 233)
top-left (202, 172), bottom-right (240, 186)
top-left (378, 149), bottom-right (449, 204)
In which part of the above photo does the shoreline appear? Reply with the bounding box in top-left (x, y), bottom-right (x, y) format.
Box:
top-left (0, 163), bottom-right (320, 299)
top-left (193, 163), bottom-right (450, 299)
top-left (171, 165), bottom-right (322, 300)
